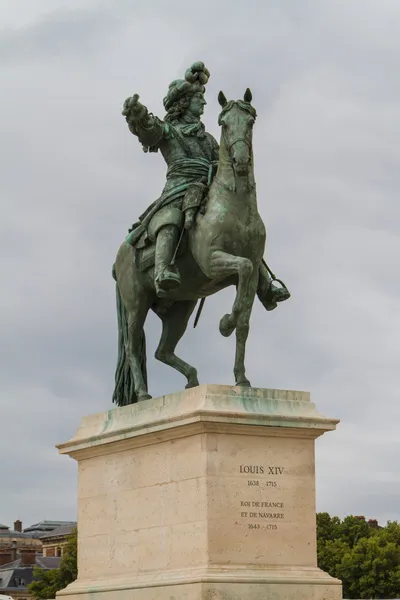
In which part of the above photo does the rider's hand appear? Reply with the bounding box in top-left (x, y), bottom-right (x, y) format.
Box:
top-left (122, 94), bottom-right (145, 120)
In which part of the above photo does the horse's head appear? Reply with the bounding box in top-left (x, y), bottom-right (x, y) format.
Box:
top-left (218, 88), bottom-right (257, 177)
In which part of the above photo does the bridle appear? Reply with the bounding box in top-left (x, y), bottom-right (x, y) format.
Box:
top-left (218, 101), bottom-right (256, 163)
top-left (223, 134), bottom-right (252, 159)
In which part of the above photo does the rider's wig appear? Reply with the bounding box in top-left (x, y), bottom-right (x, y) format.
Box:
top-left (163, 61), bottom-right (209, 122)
top-left (164, 95), bottom-right (192, 123)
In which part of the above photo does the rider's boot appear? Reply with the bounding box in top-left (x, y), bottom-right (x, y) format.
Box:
top-left (154, 224), bottom-right (181, 297)
top-left (257, 262), bottom-right (291, 311)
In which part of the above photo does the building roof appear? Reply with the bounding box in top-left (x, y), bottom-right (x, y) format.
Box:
top-left (23, 520), bottom-right (76, 538)
top-left (36, 556), bottom-right (61, 569)
top-left (0, 555), bottom-right (61, 593)
top-left (0, 565), bottom-right (35, 591)
top-left (40, 524), bottom-right (77, 541)
top-left (0, 529), bottom-right (32, 539)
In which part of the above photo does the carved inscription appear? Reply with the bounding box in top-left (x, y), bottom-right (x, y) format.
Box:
top-left (239, 465), bottom-right (284, 475)
top-left (238, 464), bottom-right (286, 530)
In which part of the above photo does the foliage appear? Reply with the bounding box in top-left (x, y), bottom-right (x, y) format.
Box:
top-left (317, 512), bottom-right (341, 545)
top-left (28, 528), bottom-right (77, 600)
top-left (318, 537), bottom-right (351, 579)
top-left (338, 515), bottom-right (372, 549)
top-left (57, 528), bottom-right (78, 588)
top-left (317, 514), bottom-right (400, 599)
top-left (27, 567), bottom-right (61, 600)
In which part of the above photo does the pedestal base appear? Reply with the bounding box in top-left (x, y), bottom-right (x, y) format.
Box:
top-left (57, 385), bottom-right (342, 600)
top-left (58, 568), bottom-right (341, 600)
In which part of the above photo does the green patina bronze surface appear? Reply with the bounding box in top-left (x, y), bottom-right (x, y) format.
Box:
top-left (112, 62), bottom-right (290, 406)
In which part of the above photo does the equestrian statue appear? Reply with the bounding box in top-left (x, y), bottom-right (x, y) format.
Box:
top-left (112, 61), bottom-right (290, 405)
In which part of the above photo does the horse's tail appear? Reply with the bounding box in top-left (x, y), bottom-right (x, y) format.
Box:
top-left (112, 268), bottom-right (147, 407)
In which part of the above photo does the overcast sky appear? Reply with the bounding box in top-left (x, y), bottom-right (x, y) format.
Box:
top-left (1, 0), bottom-right (399, 531)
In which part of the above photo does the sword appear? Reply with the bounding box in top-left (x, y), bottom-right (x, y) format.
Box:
top-left (170, 226), bottom-right (186, 266)
top-left (170, 227), bottom-right (206, 328)
top-left (193, 297), bottom-right (205, 328)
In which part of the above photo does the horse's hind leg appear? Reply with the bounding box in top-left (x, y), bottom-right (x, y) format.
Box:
top-left (154, 300), bottom-right (199, 389)
top-left (127, 307), bottom-right (151, 401)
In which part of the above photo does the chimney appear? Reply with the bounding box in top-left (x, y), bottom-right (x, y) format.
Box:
top-left (368, 519), bottom-right (379, 528)
top-left (14, 520), bottom-right (22, 533)
top-left (19, 550), bottom-right (36, 566)
top-left (0, 551), bottom-right (13, 567)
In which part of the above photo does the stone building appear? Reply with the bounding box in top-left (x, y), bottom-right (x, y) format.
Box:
top-left (0, 520), bottom-right (76, 599)
top-left (0, 523), bottom-right (41, 567)
top-left (41, 524), bottom-right (77, 558)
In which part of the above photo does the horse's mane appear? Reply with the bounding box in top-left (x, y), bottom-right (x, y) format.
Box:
top-left (218, 100), bottom-right (257, 125)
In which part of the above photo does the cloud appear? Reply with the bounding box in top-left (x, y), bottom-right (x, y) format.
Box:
top-left (0, 0), bottom-right (399, 529)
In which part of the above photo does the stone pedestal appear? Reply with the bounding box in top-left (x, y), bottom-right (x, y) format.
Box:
top-left (57, 385), bottom-right (342, 600)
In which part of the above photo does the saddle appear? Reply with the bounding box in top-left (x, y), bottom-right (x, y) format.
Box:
top-left (131, 179), bottom-right (208, 272)
top-left (134, 227), bottom-right (189, 272)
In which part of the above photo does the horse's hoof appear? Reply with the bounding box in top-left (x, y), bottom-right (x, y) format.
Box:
top-left (219, 314), bottom-right (235, 337)
top-left (185, 380), bottom-right (199, 389)
top-left (235, 379), bottom-right (251, 388)
top-left (185, 369), bottom-right (199, 389)
top-left (138, 393), bottom-right (152, 402)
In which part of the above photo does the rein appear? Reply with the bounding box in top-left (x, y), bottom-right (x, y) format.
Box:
top-left (224, 135), bottom-right (252, 157)
top-left (216, 130), bottom-right (254, 192)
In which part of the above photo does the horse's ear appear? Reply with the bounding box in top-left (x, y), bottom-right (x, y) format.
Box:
top-left (244, 88), bottom-right (252, 103)
top-left (218, 90), bottom-right (228, 107)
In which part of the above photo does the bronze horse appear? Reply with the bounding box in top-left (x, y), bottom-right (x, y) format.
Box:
top-left (112, 89), bottom-right (288, 405)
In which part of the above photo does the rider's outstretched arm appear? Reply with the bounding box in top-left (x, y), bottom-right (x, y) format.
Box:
top-left (122, 94), bottom-right (165, 151)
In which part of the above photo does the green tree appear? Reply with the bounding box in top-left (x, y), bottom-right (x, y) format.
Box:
top-left (57, 528), bottom-right (78, 588)
top-left (317, 514), bottom-right (400, 599)
top-left (27, 567), bottom-right (61, 600)
top-left (385, 521), bottom-right (400, 546)
top-left (317, 538), bottom-right (351, 580)
top-left (337, 528), bottom-right (400, 599)
top-left (28, 528), bottom-right (77, 600)
top-left (338, 515), bottom-right (372, 549)
top-left (317, 512), bottom-right (341, 545)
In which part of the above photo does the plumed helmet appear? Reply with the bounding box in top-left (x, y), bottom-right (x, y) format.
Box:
top-left (163, 61), bottom-right (210, 111)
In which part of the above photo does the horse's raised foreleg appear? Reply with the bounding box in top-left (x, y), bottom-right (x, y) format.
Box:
top-left (233, 271), bottom-right (259, 387)
top-left (154, 300), bottom-right (199, 388)
top-left (207, 250), bottom-right (254, 337)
